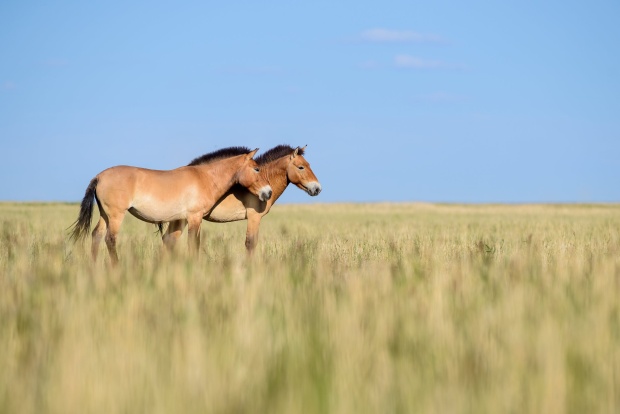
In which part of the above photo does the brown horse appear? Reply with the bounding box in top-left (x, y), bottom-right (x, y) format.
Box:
top-left (70, 147), bottom-right (272, 263)
top-left (162, 145), bottom-right (321, 254)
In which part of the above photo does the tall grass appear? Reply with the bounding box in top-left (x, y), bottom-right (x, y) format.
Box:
top-left (1, 202), bottom-right (619, 413)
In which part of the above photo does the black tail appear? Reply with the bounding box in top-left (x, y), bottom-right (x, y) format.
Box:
top-left (69, 177), bottom-right (98, 243)
top-left (155, 222), bottom-right (166, 236)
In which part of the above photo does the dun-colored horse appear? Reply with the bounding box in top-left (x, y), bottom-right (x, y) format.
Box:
top-left (70, 147), bottom-right (272, 263)
top-left (162, 145), bottom-right (321, 254)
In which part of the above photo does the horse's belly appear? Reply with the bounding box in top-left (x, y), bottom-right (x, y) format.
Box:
top-left (128, 206), bottom-right (185, 223)
top-left (206, 206), bottom-right (247, 223)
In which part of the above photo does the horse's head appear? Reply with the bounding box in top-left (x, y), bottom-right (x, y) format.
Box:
top-left (287, 146), bottom-right (321, 196)
top-left (238, 148), bottom-right (273, 202)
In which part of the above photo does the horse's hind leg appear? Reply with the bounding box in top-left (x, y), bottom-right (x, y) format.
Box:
top-left (104, 211), bottom-right (125, 265)
top-left (91, 217), bottom-right (107, 261)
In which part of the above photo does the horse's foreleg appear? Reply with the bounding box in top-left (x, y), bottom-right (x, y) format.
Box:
top-left (187, 216), bottom-right (202, 255)
top-left (245, 214), bottom-right (262, 255)
top-left (163, 220), bottom-right (186, 251)
top-left (91, 217), bottom-right (107, 261)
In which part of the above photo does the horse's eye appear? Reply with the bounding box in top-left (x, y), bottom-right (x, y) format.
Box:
top-left (254, 167), bottom-right (260, 172)
top-left (298, 166), bottom-right (305, 170)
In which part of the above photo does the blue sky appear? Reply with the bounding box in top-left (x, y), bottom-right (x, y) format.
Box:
top-left (1, 0), bottom-right (618, 203)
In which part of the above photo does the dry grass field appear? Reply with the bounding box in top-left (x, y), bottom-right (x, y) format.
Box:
top-left (1, 202), bottom-right (619, 413)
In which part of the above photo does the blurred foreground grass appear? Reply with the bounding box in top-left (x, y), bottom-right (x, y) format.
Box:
top-left (1, 202), bottom-right (619, 413)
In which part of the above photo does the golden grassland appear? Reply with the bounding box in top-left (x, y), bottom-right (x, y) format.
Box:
top-left (1, 202), bottom-right (619, 413)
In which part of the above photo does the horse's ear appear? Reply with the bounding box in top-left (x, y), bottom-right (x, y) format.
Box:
top-left (293, 145), bottom-right (307, 158)
top-left (247, 148), bottom-right (259, 159)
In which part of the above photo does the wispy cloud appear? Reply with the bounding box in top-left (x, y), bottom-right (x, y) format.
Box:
top-left (394, 54), bottom-right (467, 70)
top-left (360, 28), bottom-right (445, 43)
top-left (395, 55), bottom-right (444, 69)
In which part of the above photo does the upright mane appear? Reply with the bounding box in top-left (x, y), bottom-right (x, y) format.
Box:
top-left (255, 145), bottom-right (305, 165)
top-left (188, 146), bottom-right (252, 166)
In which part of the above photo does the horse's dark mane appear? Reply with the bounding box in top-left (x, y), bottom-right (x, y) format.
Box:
top-left (188, 146), bottom-right (252, 166)
top-left (255, 145), bottom-right (305, 165)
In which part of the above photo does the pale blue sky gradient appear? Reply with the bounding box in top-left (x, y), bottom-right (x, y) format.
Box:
top-left (1, 0), bottom-right (618, 203)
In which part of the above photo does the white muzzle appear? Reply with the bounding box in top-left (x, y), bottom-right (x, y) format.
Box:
top-left (258, 185), bottom-right (273, 201)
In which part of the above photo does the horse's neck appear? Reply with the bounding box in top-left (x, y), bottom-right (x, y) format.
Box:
top-left (262, 160), bottom-right (289, 200)
top-left (196, 163), bottom-right (238, 199)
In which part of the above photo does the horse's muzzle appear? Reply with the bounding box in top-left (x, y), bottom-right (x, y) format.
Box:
top-left (306, 182), bottom-right (322, 196)
top-left (258, 186), bottom-right (273, 202)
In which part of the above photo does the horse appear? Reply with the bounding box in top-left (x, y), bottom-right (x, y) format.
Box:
top-left (69, 147), bottom-right (273, 263)
top-left (161, 145), bottom-right (321, 254)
